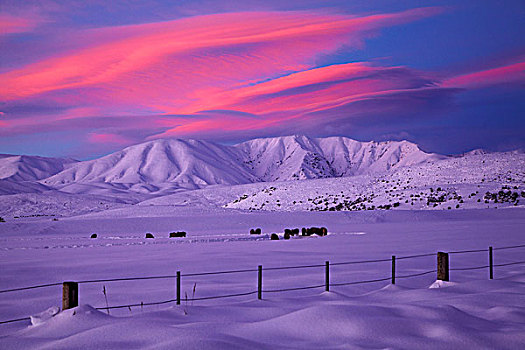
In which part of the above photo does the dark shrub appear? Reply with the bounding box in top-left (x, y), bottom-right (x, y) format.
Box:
top-left (301, 227), bottom-right (307, 236)
top-left (314, 227), bottom-right (325, 236)
top-left (270, 233), bottom-right (279, 240)
top-left (0, 217), bottom-right (5, 223)
top-left (145, 233), bottom-right (154, 238)
top-left (291, 228), bottom-right (299, 236)
top-left (250, 228), bottom-right (261, 235)
top-left (90, 233), bottom-right (97, 239)
top-left (284, 232), bottom-right (290, 240)
top-left (170, 231), bottom-right (186, 238)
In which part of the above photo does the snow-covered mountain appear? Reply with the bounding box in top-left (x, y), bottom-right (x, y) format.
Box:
top-left (0, 154), bottom-right (76, 182)
top-left (0, 136), bottom-right (523, 217)
top-left (0, 154), bottom-right (77, 195)
top-left (42, 139), bottom-right (258, 190)
top-left (39, 135), bottom-right (441, 189)
top-left (237, 135), bottom-right (443, 181)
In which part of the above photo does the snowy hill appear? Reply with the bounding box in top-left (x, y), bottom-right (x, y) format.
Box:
top-left (224, 151), bottom-right (525, 212)
top-left (1, 136), bottom-right (524, 218)
top-left (40, 135), bottom-right (442, 190)
top-left (237, 135), bottom-right (443, 181)
top-left (0, 154), bottom-right (76, 182)
top-left (42, 139), bottom-right (258, 190)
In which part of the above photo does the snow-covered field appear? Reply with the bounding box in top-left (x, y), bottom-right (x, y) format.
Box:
top-left (1, 208), bottom-right (525, 349)
top-left (1, 136), bottom-right (524, 348)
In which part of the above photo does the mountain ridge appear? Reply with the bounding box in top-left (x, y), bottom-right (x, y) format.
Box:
top-left (36, 135), bottom-right (443, 191)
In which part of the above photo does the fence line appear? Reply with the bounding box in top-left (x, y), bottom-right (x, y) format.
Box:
top-left (79, 275), bottom-right (174, 284)
top-left (493, 260), bottom-right (525, 267)
top-left (331, 258), bottom-right (392, 266)
top-left (263, 284), bottom-right (326, 293)
top-left (396, 253), bottom-right (435, 260)
top-left (0, 282), bottom-right (62, 294)
top-left (493, 244), bottom-right (525, 250)
top-left (450, 265), bottom-right (490, 271)
top-left (1, 244), bottom-right (524, 325)
top-left (2, 243), bottom-right (524, 295)
top-left (449, 248), bottom-right (487, 254)
top-left (0, 317), bottom-right (31, 325)
top-left (397, 269), bottom-right (437, 279)
top-left (330, 276), bottom-right (392, 287)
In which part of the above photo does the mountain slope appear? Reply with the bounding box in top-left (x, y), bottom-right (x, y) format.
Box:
top-left (42, 139), bottom-right (258, 190)
top-left (0, 135), bottom-right (445, 195)
top-left (0, 154), bottom-right (76, 182)
top-left (236, 135), bottom-right (443, 181)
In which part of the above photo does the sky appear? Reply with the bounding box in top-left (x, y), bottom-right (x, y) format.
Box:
top-left (0, 0), bottom-right (524, 159)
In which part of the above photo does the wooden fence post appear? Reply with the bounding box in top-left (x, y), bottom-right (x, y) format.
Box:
top-left (391, 255), bottom-right (396, 284)
top-left (176, 271), bottom-right (181, 305)
top-left (489, 247), bottom-right (493, 280)
top-left (258, 265), bottom-right (262, 300)
top-left (325, 261), bottom-right (330, 292)
top-left (437, 252), bottom-right (449, 281)
top-left (62, 281), bottom-right (78, 310)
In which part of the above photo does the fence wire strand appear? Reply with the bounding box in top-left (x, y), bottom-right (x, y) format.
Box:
top-left (330, 276), bottom-right (392, 287)
top-left (396, 253), bottom-right (435, 260)
top-left (449, 248), bottom-right (487, 254)
top-left (79, 275), bottom-right (174, 284)
top-left (95, 291), bottom-right (258, 310)
top-left (0, 317), bottom-right (31, 325)
top-left (185, 291), bottom-right (257, 301)
top-left (0, 282), bottom-right (62, 294)
top-left (331, 258), bottom-right (391, 266)
top-left (450, 265), bottom-right (490, 271)
top-left (397, 270), bottom-right (437, 279)
top-left (494, 244), bottom-right (525, 250)
top-left (182, 268), bottom-right (257, 277)
top-left (494, 260), bottom-right (525, 267)
top-left (265, 264), bottom-right (324, 271)
top-left (263, 284), bottom-right (325, 293)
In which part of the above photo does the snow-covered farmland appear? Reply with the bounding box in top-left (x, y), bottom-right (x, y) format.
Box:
top-left (1, 137), bottom-right (524, 348)
top-left (1, 208), bottom-right (524, 349)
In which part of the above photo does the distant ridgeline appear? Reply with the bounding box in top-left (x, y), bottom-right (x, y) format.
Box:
top-left (0, 135), bottom-right (443, 194)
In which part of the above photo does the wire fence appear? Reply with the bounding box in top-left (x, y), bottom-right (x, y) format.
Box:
top-left (1, 243), bottom-right (524, 325)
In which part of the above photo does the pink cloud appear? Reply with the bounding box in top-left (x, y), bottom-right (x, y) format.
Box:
top-left (152, 62), bottom-right (438, 138)
top-left (442, 62), bottom-right (525, 88)
top-left (0, 7), bottom-right (447, 144)
top-left (0, 8), bottom-right (440, 103)
top-left (0, 13), bottom-right (39, 35)
top-left (87, 132), bottom-right (131, 145)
